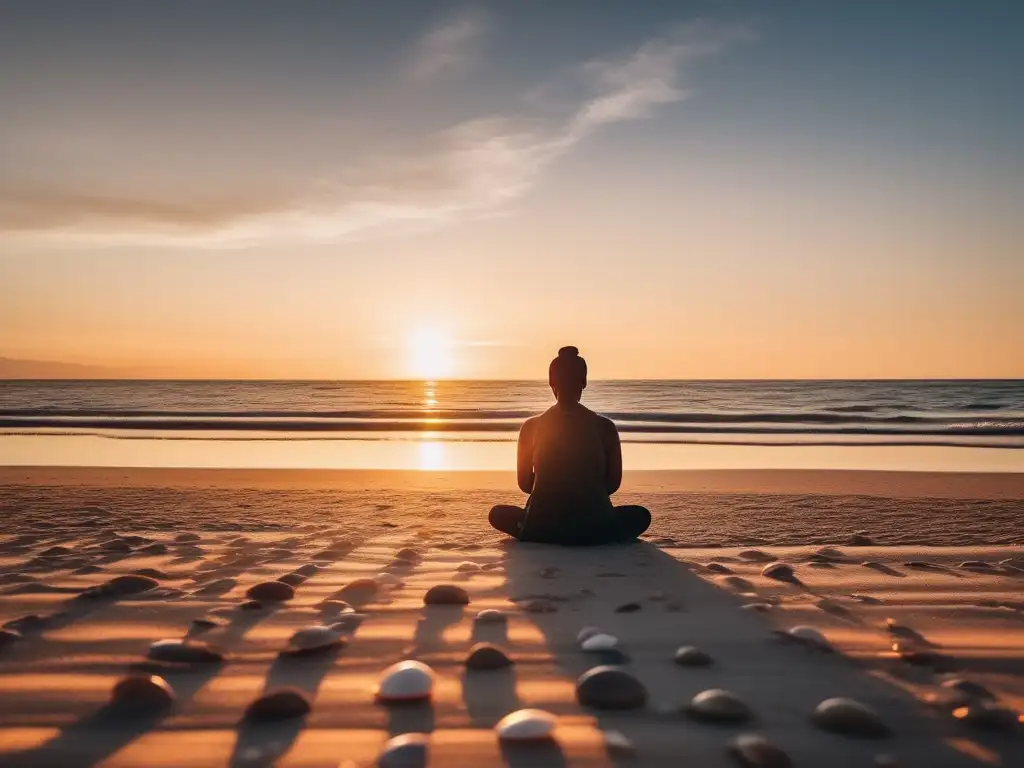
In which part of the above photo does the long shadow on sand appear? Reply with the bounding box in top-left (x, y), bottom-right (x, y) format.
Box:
top-left (502, 540), bottom-right (1010, 768)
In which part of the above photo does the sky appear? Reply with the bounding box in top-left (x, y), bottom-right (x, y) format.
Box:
top-left (1, 0), bottom-right (1022, 380)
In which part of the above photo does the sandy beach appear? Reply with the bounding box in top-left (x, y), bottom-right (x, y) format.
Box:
top-left (0, 467), bottom-right (1020, 767)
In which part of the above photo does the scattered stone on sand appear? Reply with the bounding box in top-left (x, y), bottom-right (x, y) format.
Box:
top-left (318, 599), bottom-right (354, 615)
top-left (378, 732), bottom-right (429, 767)
top-left (761, 563), bottom-right (797, 582)
top-left (614, 602), bottom-right (643, 613)
top-left (282, 625), bottom-right (344, 657)
top-left (496, 709), bottom-right (557, 740)
top-left (110, 674), bottom-right (175, 711)
top-left (294, 563), bottom-right (320, 577)
top-left (329, 614), bottom-right (365, 632)
top-left (816, 547), bottom-right (847, 559)
top-left (174, 533), bottom-right (201, 543)
top-left (581, 633), bottom-right (619, 652)
top-left (539, 567), bottom-right (561, 579)
top-left (240, 599), bottom-right (264, 611)
top-left (576, 666), bottom-right (647, 710)
top-left (0, 628), bottom-right (22, 647)
top-left (465, 642), bottom-right (513, 670)
top-left (394, 547), bottom-right (421, 563)
top-left (738, 550), bottom-right (777, 563)
top-left (481, 562), bottom-right (504, 571)
top-left (90, 574), bottom-right (160, 598)
top-left (685, 689), bottom-right (753, 723)
top-left (147, 639), bottom-right (223, 664)
top-left (602, 729), bottom-right (635, 754)
top-left (741, 602), bottom-right (774, 613)
top-left (456, 561), bottom-right (481, 573)
top-left (138, 543), bottom-right (169, 555)
top-left (522, 598), bottom-right (557, 614)
top-left (338, 577), bottom-right (380, 604)
top-left (245, 580), bottom-right (295, 602)
top-left (674, 645), bottom-right (713, 666)
top-left (812, 698), bottom-right (891, 737)
top-left (244, 688), bottom-right (311, 721)
top-left (474, 609), bottom-right (508, 625)
top-left (780, 626), bottom-right (834, 652)
top-left (276, 572), bottom-right (306, 587)
top-left (377, 660), bottom-right (435, 702)
top-left (951, 701), bottom-right (1021, 730)
top-left (577, 626), bottom-right (602, 644)
top-left (728, 733), bottom-right (794, 768)
top-left (705, 563), bottom-right (734, 574)
top-left (423, 583), bottom-right (470, 606)
top-left (903, 561), bottom-right (941, 570)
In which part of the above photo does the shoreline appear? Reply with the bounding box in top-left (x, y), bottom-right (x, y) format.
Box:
top-left (2, 466), bottom-right (1024, 500)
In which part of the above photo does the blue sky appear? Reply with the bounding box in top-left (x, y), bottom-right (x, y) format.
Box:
top-left (1, 1), bottom-right (1021, 378)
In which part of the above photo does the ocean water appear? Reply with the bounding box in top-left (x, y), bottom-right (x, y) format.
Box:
top-left (1, 379), bottom-right (1022, 470)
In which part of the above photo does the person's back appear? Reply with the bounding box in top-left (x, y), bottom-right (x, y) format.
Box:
top-left (488, 346), bottom-right (651, 546)
top-left (519, 402), bottom-right (618, 543)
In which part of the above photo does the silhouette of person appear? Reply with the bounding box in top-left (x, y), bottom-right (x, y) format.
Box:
top-left (489, 346), bottom-right (651, 545)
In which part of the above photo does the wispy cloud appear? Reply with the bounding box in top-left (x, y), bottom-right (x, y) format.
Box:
top-left (410, 6), bottom-right (489, 81)
top-left (0, 22), bottom-right (748, 248)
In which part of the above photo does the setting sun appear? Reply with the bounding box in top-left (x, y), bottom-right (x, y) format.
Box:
top-left (407, 328), bottom-right (454, 380)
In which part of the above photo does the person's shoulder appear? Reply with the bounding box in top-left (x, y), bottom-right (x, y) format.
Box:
top-left (591, 411), bottom-right (618, 434)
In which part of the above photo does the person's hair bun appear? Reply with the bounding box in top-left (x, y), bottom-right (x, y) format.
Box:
top-left (557, 346), bottom-right (579, 358)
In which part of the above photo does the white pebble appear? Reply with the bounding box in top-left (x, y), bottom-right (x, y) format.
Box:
top-left (581, 633), bottom-right (619, 651)
top-left (376, 660), bottom-right (435, 702)
top-left (495, 708), bottom-right (557, 741)
top-left (576, 626), bottom-right (602, 644)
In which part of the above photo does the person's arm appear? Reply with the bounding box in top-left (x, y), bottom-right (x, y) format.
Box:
top-left (603, 418), bottom-right (623, 495)
top-left (517, 419), bottom-right (536, 494)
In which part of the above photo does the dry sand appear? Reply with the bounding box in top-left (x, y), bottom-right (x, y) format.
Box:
top-left (0, 468), bottom-right (1021, 767)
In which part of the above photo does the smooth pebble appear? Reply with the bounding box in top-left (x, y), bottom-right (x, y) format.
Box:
top-left (474, 609), bottom-right (508, 625)
top-left (245, 581), bottom-right (295, 602)
top-left (812, 697), bottom-right (890, 738)
top-left (423, 584), bottom-right (469, 605)
top-left (465, 642), bottom-right (513, 670)
top-left (378, 733), bottom-right (429, 767)
top-left (148, 639), bottom-right (223, 664)
top-left (581, 633), bottom-right (619, 652)
top-left (686, 689), bottom-right (753, 723)
top-left (110, 674), bottom-right (175, 710)
top-left (674, 645), bottom-right (713, 666)
top-left (576, 665), bottom-right (647, 710)
top-left (377, 660), bottom-right (435, 702)
top-left (728, 733), bottom-right (793, 768)
top-left (495, 708), bottom-right (557, 740)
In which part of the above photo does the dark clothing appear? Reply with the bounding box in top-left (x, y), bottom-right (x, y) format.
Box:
top-left (489, 503), bottom-right (651, 545)
top-left (489, 401), bottom-right (651, 545)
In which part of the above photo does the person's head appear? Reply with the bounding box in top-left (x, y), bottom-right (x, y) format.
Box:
top-left (549, 345), bottom-right (587, 403)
